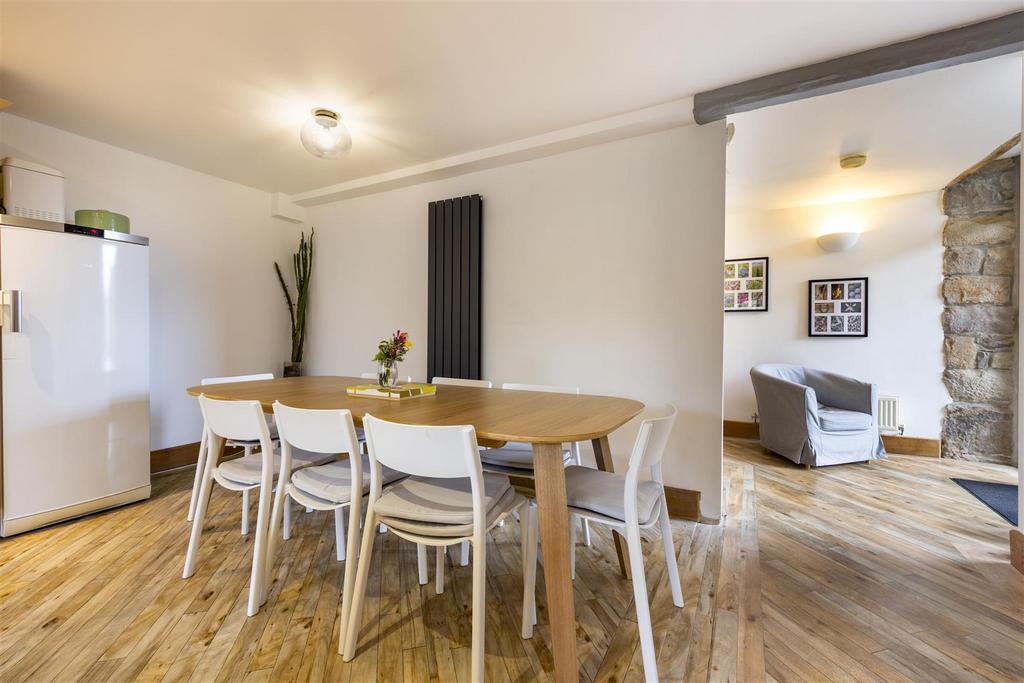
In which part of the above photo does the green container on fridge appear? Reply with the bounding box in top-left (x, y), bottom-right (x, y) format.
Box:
top-left (74, 209), bottom-right (130, 234)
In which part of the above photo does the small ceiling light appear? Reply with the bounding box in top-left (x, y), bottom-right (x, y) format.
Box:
top-left (839, 152), bottom-right (867, 170)
top-left (300, 108), bottom-right (351, 159)
top-left (817, 231), bottom-right (860, 252)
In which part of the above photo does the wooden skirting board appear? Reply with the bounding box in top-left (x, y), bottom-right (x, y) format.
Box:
top-left (723, 420), bottom-right (940, 457)
top-left (150, 441), bottom-right (242, 475)
top-left (1011, 529), bottom-right (1024, 575)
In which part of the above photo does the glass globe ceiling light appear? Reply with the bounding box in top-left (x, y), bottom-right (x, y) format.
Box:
top-left (300, 108), bottom-right (352, 159)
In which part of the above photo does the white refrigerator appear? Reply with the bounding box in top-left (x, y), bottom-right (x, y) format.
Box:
top-left (0, 214), bottom-right (150, 536)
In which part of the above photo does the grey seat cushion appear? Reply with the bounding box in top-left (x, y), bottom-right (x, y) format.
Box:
top-left (373, 473), bottom-right (514, 537)
top-left (291, 455), bottom-right (405, 504)
top-left (379, 487), bottom-right (521, 538)
top-left (479, 441), bottom-right (572, 470)
top-left (817, 404), bottom-right (872, 432)
top-left (217, 448), bottom-right (333, 486)
top-left (563, 465), bottom-right (663, 524)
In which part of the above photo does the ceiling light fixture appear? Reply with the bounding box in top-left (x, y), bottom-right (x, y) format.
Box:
top-left (300, 108), bottom-right (352, 159)
top-left (839, 152), bottom-right (867, 169)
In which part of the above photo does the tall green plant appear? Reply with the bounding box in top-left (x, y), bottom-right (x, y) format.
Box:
top-left (275, 228), bottom-right (314, 363)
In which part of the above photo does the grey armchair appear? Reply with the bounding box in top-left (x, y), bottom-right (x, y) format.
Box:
top-left (750, 364), bottom-right (886, 467)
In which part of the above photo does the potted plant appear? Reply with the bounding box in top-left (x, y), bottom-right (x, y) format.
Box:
top-left (275, 229), bottom-right (314, 377)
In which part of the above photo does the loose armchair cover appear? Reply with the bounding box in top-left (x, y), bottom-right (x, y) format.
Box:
top-left (750, 364), bottom-right (886, 466)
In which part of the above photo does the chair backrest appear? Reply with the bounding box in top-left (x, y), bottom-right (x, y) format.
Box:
top-left (363, 414), bottom-right (488, 534)
top-left (272, 402), bottom-right (360, 456)
top-left (501, 382), bottom-right (580, 395)
top-left (622, 405), bottom-right (677, 523)
top-left (433, 377), bottom-right (493, 389)
top-left (201, 372), bottom-right (274, 386)
top-left (751, 364), bottom-right (806, 386)
top-left (363, 414), bottom-right (480, 480)
top-left (626, 405), bottom-right (677, 473)
top-left (198, 395), bottom-right (273, 445)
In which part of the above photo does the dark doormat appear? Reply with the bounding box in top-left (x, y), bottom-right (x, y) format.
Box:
top-left (952, 478), bottom-right (1018, 526)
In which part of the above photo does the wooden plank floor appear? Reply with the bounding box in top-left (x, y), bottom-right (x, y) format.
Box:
top-left (0, 439), bottom-right (1021, 682)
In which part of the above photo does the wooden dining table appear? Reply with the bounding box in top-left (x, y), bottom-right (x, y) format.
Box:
top-left (187, 375), bottom-right (643, 683)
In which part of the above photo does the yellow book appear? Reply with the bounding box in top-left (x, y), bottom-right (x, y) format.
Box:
top-left (346, 383), bottom-right (438, 401)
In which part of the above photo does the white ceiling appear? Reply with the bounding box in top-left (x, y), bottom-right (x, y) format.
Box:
top-left (726, 53), bottom-right (1023, 211)
top-left (1, 1), bottom-right (1019, 195)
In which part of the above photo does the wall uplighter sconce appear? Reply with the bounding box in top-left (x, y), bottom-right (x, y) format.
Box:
top-left (817, 231), bottom-right (860, 252)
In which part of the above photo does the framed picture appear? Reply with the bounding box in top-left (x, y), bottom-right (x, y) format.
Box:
top-left (724, 257), bottom-right (769, 312)
top-left (808, 277), bottom-right (868, 337)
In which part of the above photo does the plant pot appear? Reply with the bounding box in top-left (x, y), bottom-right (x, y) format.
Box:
top-left (283, 361), bottom-right (302, 378)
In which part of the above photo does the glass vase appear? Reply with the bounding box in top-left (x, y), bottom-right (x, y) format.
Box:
top-left (377, 362), bottom-right (399, 388)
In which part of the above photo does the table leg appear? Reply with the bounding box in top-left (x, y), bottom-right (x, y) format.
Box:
top-left (533, 442), bottom-right (579, 683)
top-left (592, 436), bottom-right (631, 579)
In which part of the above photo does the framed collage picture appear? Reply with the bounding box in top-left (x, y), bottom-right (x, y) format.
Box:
top-left (808, 277), bottom-right (868, 337)
top-left (724, 257), bottom-right (769, 312)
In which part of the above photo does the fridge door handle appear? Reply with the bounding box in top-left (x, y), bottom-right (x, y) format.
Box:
top-left (2, 289), bottom-right (23, 333)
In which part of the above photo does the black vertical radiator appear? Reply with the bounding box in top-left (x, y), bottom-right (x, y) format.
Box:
top-left (427, 194), bottom-right (482, 381)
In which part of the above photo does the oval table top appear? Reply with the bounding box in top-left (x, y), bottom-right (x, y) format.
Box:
top-left (187, 375), bottom-right (644, 444)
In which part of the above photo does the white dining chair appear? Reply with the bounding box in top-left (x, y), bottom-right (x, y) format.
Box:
top-left (182, 395), bottom-right (333, 616)
top-left (431, 376), bottom-right (493, 389)
top-left (264, 403), bottom-right (407, 652)
top-left (431, 376), bottom-right (494, 569)
top-left (342, 414), bottom-right (536, 679)
top-left (480, 382), bottom-right (592, 548)
top-left (187, 372), bottom-right (276, 534)
top-left (561, 405), bottom-right (683, 682)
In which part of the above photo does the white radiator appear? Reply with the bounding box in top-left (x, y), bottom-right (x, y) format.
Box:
top-left (877, 395), bottom-right (903, 435)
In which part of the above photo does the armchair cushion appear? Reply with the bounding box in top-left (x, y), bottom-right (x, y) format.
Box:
top-left (817, 404), bottom-right (872, 432)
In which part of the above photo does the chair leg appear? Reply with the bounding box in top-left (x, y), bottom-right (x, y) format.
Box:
top-left (435, 546), bottom-right (445, 594)
top-left (572, 442), bottom-right (592, 547)
top-left (626, 523), bottom-right (658, 682)
top-left (187, 429), bottom-right (208, 522)
top-left (417, 544), bottom-right (428, 585)
top-left (342, 507), bottom-right (379, 660)
top-left (247, 479), bottom-right (274, 616)
top-left (570, 516), bottom-right (577, 580)
top-left (335, 507), bottom-right (346, 561)
top-left (659, 495), bottom-right (684, 608)
top-left (283, 496), bottom-right (292, 540)
top-left (460, 540), bottom-right (470, 566)
top-left (520, 503), bottom-right (537, 638)
top-left (183, 435), bottom-right (221, 579)
top-left (241, 488), bottom-right (251, 536)
top-left (338, 497), bottom-right (362, 656)
top-left (240, 443), bottom-right (254, 536)
top-left (470, 533), bottom-right (487, 683)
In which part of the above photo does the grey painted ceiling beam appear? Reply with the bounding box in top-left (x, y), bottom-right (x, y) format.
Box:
top-left (693, 11), bottom-right (1024, 124)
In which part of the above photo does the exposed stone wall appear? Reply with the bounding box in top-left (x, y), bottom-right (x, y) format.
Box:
top-left (941, 156), bottom-right (1019, 465)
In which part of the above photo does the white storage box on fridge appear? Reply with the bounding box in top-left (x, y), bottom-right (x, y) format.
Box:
top-left (0, 157), bottom-right (66, 223)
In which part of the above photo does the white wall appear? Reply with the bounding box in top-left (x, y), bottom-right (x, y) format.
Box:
top-left (304, 123), bottom-right (728, 519)
top-left (724, 191), bottom-right (948, 438)
top-left (0, 114), bottom-right (297, 450)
